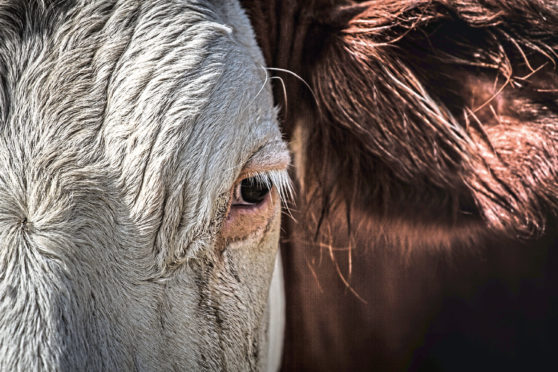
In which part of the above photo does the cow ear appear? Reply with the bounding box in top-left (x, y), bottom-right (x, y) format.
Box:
top-left (297, 3), bottom-right (471, 216)
top-left (242, 0), bottom-right (558, 238)
top-left (310, 1), bottom-right (558, 237)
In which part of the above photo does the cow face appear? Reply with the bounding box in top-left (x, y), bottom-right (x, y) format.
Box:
top-left (0, 0), bottom-right (288, 370)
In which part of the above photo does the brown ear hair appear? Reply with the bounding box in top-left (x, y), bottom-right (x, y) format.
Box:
top-left (243, 0), bottom-right (558, 240)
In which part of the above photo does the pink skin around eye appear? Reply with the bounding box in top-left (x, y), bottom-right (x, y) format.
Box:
top-left (221, 187), bottom-right (279, 241)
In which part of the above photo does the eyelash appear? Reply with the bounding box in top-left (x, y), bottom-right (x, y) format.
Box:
top-left (231, 170), bottom-right (292, 207)
top-left (232, 176), bottom-right (272, 206)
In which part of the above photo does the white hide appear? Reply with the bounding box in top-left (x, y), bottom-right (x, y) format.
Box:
top-left (0, 0), bottom-right (288, 371)
top-left (267, 253), bottom-right (286, 372)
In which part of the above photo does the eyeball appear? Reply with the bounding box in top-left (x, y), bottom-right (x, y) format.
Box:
top-left (222, 169), bottom-right (290, 240)
top-left (233, 177), bottom-right (272, 206)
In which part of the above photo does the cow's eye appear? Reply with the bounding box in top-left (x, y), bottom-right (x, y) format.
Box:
top-left (233, 176), bottom-right (271, 206)
top-left (221, 160), bottom-right (290, 240)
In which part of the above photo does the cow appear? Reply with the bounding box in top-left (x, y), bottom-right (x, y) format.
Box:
top-left (241, 0), bottom-right (558, 370)
top-left (2, 0), bottom-right (558, 371)
top-left (0, 0), bottom-right (290, 370)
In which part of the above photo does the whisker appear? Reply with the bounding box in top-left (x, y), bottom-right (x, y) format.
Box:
top-left (265, 66), bottom-right (321, 114)
top-left (240, 65), bottom-right (271, 115)
top-left (270, 76), bottom-right (288, 116)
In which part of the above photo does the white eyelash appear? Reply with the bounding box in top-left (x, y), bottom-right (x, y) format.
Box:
top-left (248, 169), bottom-right (293, 204)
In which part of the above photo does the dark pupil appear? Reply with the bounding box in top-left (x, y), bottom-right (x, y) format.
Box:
top-left (241, 177), bottom-right (270, 204)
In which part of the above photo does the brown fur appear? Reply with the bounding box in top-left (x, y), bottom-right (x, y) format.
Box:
top-left (242, 0), bottom-right (558, 370)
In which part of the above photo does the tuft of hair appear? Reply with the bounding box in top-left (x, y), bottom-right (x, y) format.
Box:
top-left (244, 0), bottom-right (558, 244)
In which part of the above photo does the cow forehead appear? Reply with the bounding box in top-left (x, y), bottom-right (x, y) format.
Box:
top-left (0, 0), bottom-right (278, 244)
top-left (93, 1), bottom-right (279, 228)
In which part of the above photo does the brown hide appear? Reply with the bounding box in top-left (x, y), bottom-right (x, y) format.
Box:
top-left (241, 0), bottom-right (558, 370)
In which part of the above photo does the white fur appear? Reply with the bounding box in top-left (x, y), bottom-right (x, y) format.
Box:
top-left (0, 0), bottom-right (287, 370)
top-left (267, 253), bottom-right (286, 372)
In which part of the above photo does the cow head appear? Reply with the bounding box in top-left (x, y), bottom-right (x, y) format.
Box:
top-left (0, 0), bottom-right (289, 370)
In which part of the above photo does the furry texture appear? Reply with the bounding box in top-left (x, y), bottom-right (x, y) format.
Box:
top-left (245, 0), bottom-right (558, 241)
top-left (241, 0), bottom-right (558, 370)
top-left (0, 0), bottom-right (289, 370)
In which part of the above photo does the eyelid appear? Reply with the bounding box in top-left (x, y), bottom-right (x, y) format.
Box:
top-left (233, 168), bottom-right (292, 205)
top-left (239, 142), bottom-right (290, 180)
top-left (221, 143), bottom-right (292, 240)
top-left (231, 144), bottom-right (292, 207)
